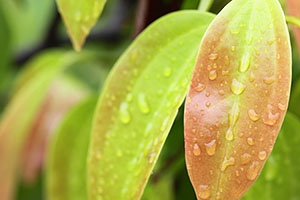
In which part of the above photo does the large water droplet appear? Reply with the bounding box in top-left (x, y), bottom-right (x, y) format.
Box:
top-left (195, 83), bottom-right (206, 92)
top-left (263, 76), bottom-right (275, 85)
top-left (209, 70), bottom-right (217, 80)
top-left (231, 78), bottom-right (246, 95)
top-left (247, 137), bottom-right (255, 146)
top-left (198, 185), bottom-right (211, 199)
top-left (193, 144), bottom-right (201, 156)
top-left (241, 153), bottom-right (251, 165)
top-left (221, 157), bottom-right (235, 171)
top-left (226, 128), bottom-right (234, 141)
top-left (208, 53), bottom-right (218, 60)
top-left (205, 140), bottom-right (216, 156)
top-left (247, 161), bottom-right (260, 180)
top-left (163, 67), bottom-right (172, 77)
top-left (248, 109), bottom-right (260, 121)
top-left (263, 104), bottom-right (280, 126)
top-left (278, 103), bottom-right (286, 111)
top-left (239, 53), bottom-right (250, 72)
top-left (258, 151), bottom-right (267, 160)
top-left (138, 93), bottom-right (150, 114)
top-left (119, 102), bottom-right (131, 124)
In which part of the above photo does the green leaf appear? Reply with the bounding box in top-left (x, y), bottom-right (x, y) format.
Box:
top-left (46, 97), bottom-right (97, 200)
top-left (289, 78), bottom-right (300, 118)
top-left (87, 10), bottom-right (215, 200)
top-left (0, 50), bottom-right (95, 200)
top-left (56, 0), bottom-right (107, 51)
top-left (184, 0), bottom-right (291, 199)
top-left (243, 112), bottom-right (300, 199)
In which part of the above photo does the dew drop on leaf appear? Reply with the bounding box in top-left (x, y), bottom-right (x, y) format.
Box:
top-left (195, 83), bottom-right (206, 92)
top-left (248, 109), bottom-right (260, 121)
top-left (241, 153), bottom-right (252, 165)
top-left (231, 78), bottom-right (246, 95)
top-left (258, 151), bottom-right (267, 160)
top-left (239, 53), bottom-right (250, 72)
top-left (137, 93), bottom-right (150, 114)
top-left (247, 137), bottom-right (255, 146)
top-left (221, 157), bottom-right (235, 172)
top-left (226, 128), bottom-right (234, 141)
top-left (208, 53), bottom-right (218, 60)
top-left (263, 76), bottom-right (275, 85)
top-left (278, 103), bottom-right (287, 111)
top-left (119, 102), bottom-right (131, 124)
top-left (163, 67), bottom-right (172, 77)
top-left (247, 161), bottom-right (260, 181)
top-left (198, 185), bottom-right (211, 199)
top-left (193, 144), bottom-right (201, 156)
top-left (209, 70), bottom-right (217, 80)
top-left (205, 140), bottom-right (217, 156)
top-left (263, 104), bottom-right (280, 126)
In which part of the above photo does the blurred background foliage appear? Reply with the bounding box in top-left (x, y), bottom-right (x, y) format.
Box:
top-left (0, 0), bottom-right (300, 199)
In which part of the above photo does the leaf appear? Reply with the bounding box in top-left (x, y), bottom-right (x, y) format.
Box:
top-left (242, 112), bottom-right (300, 199)
top-left (46, 97), bottom-right (97, 200)
top-left (56, 0), bottom-right (107, 51)
top-left (0, 50), bottom-right (95, 200)
top-left (289, 78), bottom-right (300, 118)
top-left (184, 0), bottom-right (291, 199)
top-left (87, 10), bottom-right (215, 200)
top-left (286, 0), bottom-right (300, 54)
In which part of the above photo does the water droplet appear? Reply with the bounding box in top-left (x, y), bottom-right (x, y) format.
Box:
top-left (241, 153), bottom-right (251, 165)
top-left (247, 137), bottom-right (255, 146)
top-left (258, 151), bottom-right (267, 160)
top-left (268, 23), bottom-right (274, 29)
top-left (116, 149), bottom-right (123, 157)
top-left (194, 104), bottom-right (199, 108)
top-left (74, 11), bottom-right (82, 21)
top-left (263, 104), bottom-right (280, 126)
top-left (148, 152), bottom-right (156, 163)
top-left (278, 103), bottom-right (286, 111)
top-left (119, 102), bottom-right (131, 124)
top-left (226, 128), bottom-right (234, 141)
top-left (126, 93), bottom-right (133, 102)
top-left (247, 161), bottom-right (260, 180)
top-left (206, 102), bottom-right (211, 108)
top-left (186, 97), bottom-right (192, 103)
top-left (195, 83), bottom-right (206, 92)
top-left (263, 76), bottom-right (275, 85)
top-left (268, 39), bottom-right (275, 45)
top-left (209, 70), bottom-right (217, 80)
top-left (221, 157), bottom-right (235, 171)
top-left (205, 140), bottom-right (216, 156)
top-left (231, 46), bottom-right (236, 52)
top-left (163, 67), bottom-right (172, 77)
top-left (208, 53), bottom-right (218, 60)
top-left (193, 144), bottom-right (201, 156)
top-left (138, 93), bottom-right (150, 114)
top-left (248, 109), bottom-right (260, 121)
top-left (231, 78), bottom-right (245, 95)
top-left (239, 53), bottom-right (250, 72)
top-left (230, 29), bottom-right (240, 34)
top-left (198, 185), bottom-right (211, 199)
top-left (218, 90), bottom-right (225, 96)
top-left (222, 70), bottom-right (229, 76)
top-left (249, 72), bottom-right (255, 82)
top-left (205, 92), bottom-right (210, 97)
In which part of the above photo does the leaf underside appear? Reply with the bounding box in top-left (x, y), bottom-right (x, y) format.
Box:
top-left (184, 0), bottom-right (291, 199)
top-left (87, 11), bottom-right (215, 200)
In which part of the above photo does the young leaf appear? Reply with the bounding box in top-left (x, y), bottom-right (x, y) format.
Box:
top-left (46, 97), bottom-right (97, 200)
top-left (184, 0), bottom-right (291, 199)
top-left (87, 11), bottom-right (215, 200)
top-left (243, 112), bottom-right (300, 199)
top-left (56, 0), bottom-right (107, 51)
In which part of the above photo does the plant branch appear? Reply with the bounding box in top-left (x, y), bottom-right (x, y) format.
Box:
top-left (286, 15), bottom-right (300, 28)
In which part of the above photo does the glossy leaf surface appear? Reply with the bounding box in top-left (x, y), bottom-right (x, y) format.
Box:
top-left (88, 11), bottom-right (215, 200)
top-left (46, 97), bottom-right (97, 200)
top-left (184, 0), bottom-right (291, 199)
top-left (243, 112), bottom-right (300, 199)
top-left (56, 0), bottom-right (107, 51)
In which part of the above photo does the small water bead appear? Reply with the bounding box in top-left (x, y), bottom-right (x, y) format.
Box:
top-left (263, 76), bottom-right (275, 85)
top-left (241, 153), bottom-right (252, 165)
top-left (138, 93), bottom-right (150, 114)
top-left (218, 90), bottom-right (225, 96)
top-left (249, 72), bottom-right (255, 82)
top-left (198, 185), bottom-right (211, 199)
top-left (278, 103), bottom-right (287, 111)
top-left (163, 67), bottom-right (172, 77)
top-left (239, 53), bottom-right (250, 72)
top-left (258, 151), bottom-right (267, 160)
top-left (247, 137), bottom-right (255, 146)
top-left (206, 102), bottom-right (211, 108)
top-left (209, 70), bottom-right (218, 80)
top-left (230, 29), bottom-right (240, 34)
top-left (222, 70), bottom-right (229, 76)
top-left (119, 102), bottom-right (131, 124)
top-left (231, 46), bottom-right (236, 52)
top-left (268, 39), bottom-right (276, 45)
top-left (231, 78), bottom-right (246, 95)
top-left (206, 92), bottom-right (210, 97)
top-left (221, 157), bottom-right (235, 171)
top-left (126, 93), bottom-right (133, 102)
top-left (186, 96), bottom-right (192, 103)
top-left (247, 161), bottom-right (260, 180)
top-left (193, 144), bottom-right (201, 156)
top-left (205, 140), bottom-right (216, 156)
top-left (148, 152), bottom-right (156, 163)
top-left (195, 83), bottom-right (206, 92)
top-left (248, 109), bottom-right (260, 121)
top-left (208, 53), bottom-right (218, 60)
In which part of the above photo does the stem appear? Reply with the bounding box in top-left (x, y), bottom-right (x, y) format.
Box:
top-left (286, 15), bottom-right (300, 29)
top-left (198, 0), bottom-right (214, 12)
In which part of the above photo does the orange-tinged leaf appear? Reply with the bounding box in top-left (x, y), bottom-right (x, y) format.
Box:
top-left (286, 0), bottom-right (300, 53)
top-left (184, 0), bottom-right (291, 199)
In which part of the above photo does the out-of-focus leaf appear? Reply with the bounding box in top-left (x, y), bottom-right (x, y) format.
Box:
top-left (46, 97), bottom-right (97, 200)
top-left (184, 0), bottom-right (291, 199)
top-left (286, 0), bottom-right (300, 55)
top-left (142, 175), bottom-right (174, 200)
top-left (0, 4), bottom-right (11, 76)
top-left (21, 74), bottom-right (90, 183)
top-left (88, 10), bottom-right (215, 200)
top-left (243, 112), bottom-right (300, 199)
top-left (289, 78), bottom-right (300, 118)
top-left (56, 0), bottom-right (107, 51)
top-left (0, 50), bottom-right (97, 200)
